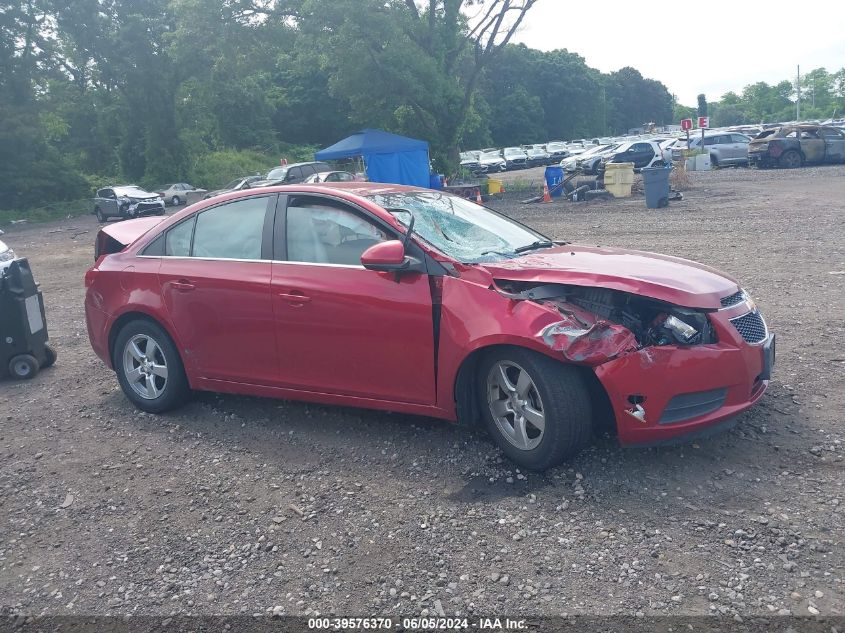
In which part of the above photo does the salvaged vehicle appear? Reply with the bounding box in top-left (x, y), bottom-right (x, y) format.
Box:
top-left (460, 151), bottom-right (482, 172)
top-left (155, 183), bottom-right (206, 206)
top-left (670, 132), bottom-right (751, 167)
top-left (476, 150), bottom-right (507, 173)
top-left (85, 184), bottom-right (774, 470)
top-left (93, 186), bottom-right (165, 222)
top-left (599, 140), bottom-right (665, 172)
top-left (252, 161), bottom-right (332, 187)
top-left (502, 147), bottom-right (529, 170)
top-left (525, 147), bottom-right (551, 166)
top-left (0, 229), bottom-right (16, 273)
top-left (203, 175), bottom-right (264, 200)
top-left (748, 125), bottom-right (845, 168)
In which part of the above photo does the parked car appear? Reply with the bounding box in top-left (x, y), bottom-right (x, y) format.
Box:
top-left (0, 230), bottom-right (16, 273)
top-left (303, 171), bottom-right (357, 183)
top-left (574, 144), bottom-right (620, 174)
top-left (460, 151), bottom-right (482, 172)
top-left (544, 142), bottom-right (569, 162)
top-left (670, 132), bottom-right (751, 167)
top-left (561, 144), bottom-right (610, 171)
top-left (85, 183), bottom-right (774, 471)
top-left (525, 147), bottom-right (551, 167)
top-left (659, 138), bottom-right (680, 164)
top-left (476, 150), bottom-right (507, 173)
top-left (252, 161), bottom-right (332, 187)
top-left (599, 140), bottom-right (665, 172)
top-left (155, 183), bottom-right (205, 206)
top-left (502, 147), bottom-right (529, 170)
top-left (203, 175), bottom-right (265, 200)
top-left (748, 125), bottom-right (845, 168)
top-left (93, 186), bottom-right (165, 223)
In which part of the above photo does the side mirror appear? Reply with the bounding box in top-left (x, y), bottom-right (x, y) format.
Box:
top-left (361, 240), bottom-right (410, 272)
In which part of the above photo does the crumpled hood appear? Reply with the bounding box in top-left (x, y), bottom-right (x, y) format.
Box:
top-left (482, 245), bottom-right (738, 309)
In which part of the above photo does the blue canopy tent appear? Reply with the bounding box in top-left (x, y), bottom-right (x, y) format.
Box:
top-left (315, 129), bottom-right (430, 188)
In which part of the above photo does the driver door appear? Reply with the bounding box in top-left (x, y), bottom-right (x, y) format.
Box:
top-left (269, 194), bottom-right (436, 404)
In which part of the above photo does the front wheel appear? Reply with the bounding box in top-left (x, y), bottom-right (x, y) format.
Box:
top-left (95, 207), bottom-right (106, 223)
top-left (113, 319), bottom-right (189, 413)
top-left (479, 348), bottom-right (592, 471)
top-left (779, 150), bottom-right (802, 169)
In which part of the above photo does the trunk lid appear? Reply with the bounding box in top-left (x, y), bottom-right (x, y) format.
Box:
top-left (95, 216), bottom-right (166, 260)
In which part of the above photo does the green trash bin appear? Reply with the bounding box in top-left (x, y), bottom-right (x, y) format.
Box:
top-left (642, 166), bottom-right (671, 209)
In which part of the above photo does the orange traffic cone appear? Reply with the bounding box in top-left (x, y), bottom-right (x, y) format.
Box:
top-left (542, 181), bottom-right (552, 203)
top-left (500, 183), bottom-right (506, 194)
top-left (476, 188), bottom-right (483, 204)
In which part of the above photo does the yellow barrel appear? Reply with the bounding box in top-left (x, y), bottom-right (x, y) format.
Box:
top-left (487, 178), bottom-right (503, 194)
top-left (604, 162), bottom-right (634, 197)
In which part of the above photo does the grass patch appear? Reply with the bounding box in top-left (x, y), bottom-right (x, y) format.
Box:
top-left (0, 198), bottom-right (92, 227)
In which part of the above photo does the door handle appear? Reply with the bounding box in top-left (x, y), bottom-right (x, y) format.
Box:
top-left (170, 280), bottom-right (195, 292)
top-left (278, 291), bottom-right (311, 304)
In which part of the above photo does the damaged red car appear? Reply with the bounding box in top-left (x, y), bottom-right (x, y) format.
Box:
top-left (85, 184), bottom-right (774, 470)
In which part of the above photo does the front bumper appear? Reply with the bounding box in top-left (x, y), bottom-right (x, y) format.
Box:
top-left (127, 201), bottom-right (165, 217)
top-left (748, 152), bottom-right (774, 166)
top-left (594, 310), bottom-right (774, 446)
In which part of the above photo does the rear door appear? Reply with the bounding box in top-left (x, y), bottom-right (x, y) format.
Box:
top-left (820, 127), bottom-right (845, 162)
top-left (730, 134), bottom-right (751, 163)
top-left (157, 194), bottom-right (278, 384)
top-left (800, 128), bottom-right (826, 163)
top-left (269, 193), bottom-right (436, 404)
top-left (628, 142), bottom-right (655, 168)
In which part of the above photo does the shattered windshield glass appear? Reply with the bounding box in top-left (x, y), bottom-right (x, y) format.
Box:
top-left (368, 192), bottom-right (549, 264)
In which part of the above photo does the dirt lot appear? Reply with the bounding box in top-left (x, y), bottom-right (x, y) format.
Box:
top-left (1, 166), bottom-right (843, 619)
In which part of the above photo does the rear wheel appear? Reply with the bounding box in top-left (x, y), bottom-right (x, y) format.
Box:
top-left (779, 150), bottom-right (802, 169)
top-left (171, 195), bottom-right (181, 206)
top-left (113, 319), bottom-right (189, 413)
top-left (42, 343), bottom-right (57, 368)
top-left (9, 354), bottom-right (39, 379)
top-left (479, 348), bottom-right (592, 471)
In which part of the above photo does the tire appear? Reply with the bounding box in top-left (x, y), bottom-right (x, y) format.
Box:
top-left (95, 207), bottom-right (106, 223)
top-left (779, 150), bottom-right (802, 169)
top-left (710, 154), bottom-right (719, 168)
top-left (42, 343), bottom-right (57, 368)
top-left (113, 319), bottom-right (189, 413)
top-left (9, 354), bottom-right (39, 380)
top-left (171, 195), bottom-right (181, 206)
top-left (479, 348), bottom-right (592, 471)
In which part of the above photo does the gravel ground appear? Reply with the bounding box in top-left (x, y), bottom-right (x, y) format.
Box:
top-left (0, 166), bottom-right (843, 619)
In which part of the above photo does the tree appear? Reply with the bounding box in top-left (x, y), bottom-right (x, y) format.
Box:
top-left (697, 93), bottom-right (707, 117)
top-left (299, 0), bottom-right (539, 170)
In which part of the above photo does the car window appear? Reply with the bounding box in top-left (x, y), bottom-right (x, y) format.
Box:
top-left (267, 167), bottom-right (288, 180)
top-left (800, 129), bottom-right (820, 139)
top-left (286, 166), bottom-right (303, 181)
top-left (631, 143), bottom-right (651, 152)
top-left (286, 200), bottom-right (390, 266)
top-left (301, 165), bottom-right (317, 177)
top-left (820, 127), bottom-right (844, 138)
top-left (732, 134), bottom-right (750, 144)
top-left (191, 197), bottom-right (268, 260)
top-left (165, 218), bottom-right (195, 257)
top-left (785, 130), bottom-right (798, 138)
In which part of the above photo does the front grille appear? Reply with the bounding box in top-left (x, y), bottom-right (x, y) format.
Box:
top-left (720, 289), bottom-right (746, 308)
top-left (730, 310), bottom-right (767, 344)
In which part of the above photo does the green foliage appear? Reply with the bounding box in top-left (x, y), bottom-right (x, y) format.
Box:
top-left (185, 149), bottom-right (277, 191)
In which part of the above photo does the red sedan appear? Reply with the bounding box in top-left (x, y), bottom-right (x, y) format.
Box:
top-left (85, 183), bottom-right (774, 470)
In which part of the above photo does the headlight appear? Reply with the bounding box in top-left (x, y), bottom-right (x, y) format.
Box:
top-left (663, 315), bottom-right (698, 342)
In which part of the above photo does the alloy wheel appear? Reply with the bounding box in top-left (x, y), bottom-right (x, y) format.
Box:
top-left (486, 360), bottom-right (546, 451)
top-left (122, 334), bottom-right (169, 399)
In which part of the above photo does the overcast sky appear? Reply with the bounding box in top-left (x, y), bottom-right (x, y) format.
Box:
top-left (511, 0), bottom-right (845, 106)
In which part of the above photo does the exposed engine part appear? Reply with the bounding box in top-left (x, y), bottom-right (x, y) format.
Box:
top-left (495, 280), bottom-right (717, 348)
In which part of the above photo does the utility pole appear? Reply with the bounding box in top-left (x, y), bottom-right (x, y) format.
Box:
top-left (796, 65), bottom-right (801, 121)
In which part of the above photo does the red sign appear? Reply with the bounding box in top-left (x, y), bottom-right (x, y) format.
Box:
top-left (681, 118), bottom-right (693, 131)
top-left (698, 116), bottom-right (710, 129)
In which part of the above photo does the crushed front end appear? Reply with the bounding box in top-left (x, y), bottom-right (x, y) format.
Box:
top-left (497, 281), bottom-right (775, 445)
